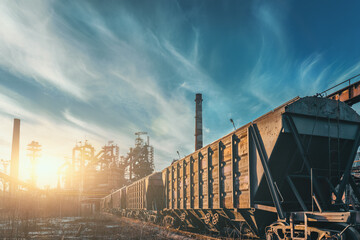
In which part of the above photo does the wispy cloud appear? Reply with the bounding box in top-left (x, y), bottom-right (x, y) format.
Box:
top-left (0, 1), bottom-right (89, 100)
top-left (242, 1), bottom-right (348, 116)
top-left (299, 54), bottom-right (322, 82)
top-left (1, 0), bottom-right (360, 187)
top-left (242, 2), bottom-right (290, 111)
top-left (0, 0), bottom-right (222, 184)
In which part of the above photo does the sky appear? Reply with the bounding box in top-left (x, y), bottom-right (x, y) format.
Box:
top-left (1, 0), bottom-right (360, 188)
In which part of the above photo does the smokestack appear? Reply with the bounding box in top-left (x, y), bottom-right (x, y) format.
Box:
top-left (10, 118), bottom-right (20, 194)
top-left (195, 93), bottom-right (203, 151)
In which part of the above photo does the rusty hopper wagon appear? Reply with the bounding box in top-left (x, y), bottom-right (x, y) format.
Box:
top-left (100, 186), bottom-right (126, 213)
top-left (111, 187), bottom-right (126, 210)
top-left (162, 96), bottom-right (360, 239)
top-left (101, 194), bottom-right (112, 211)
top-left (123, 172), bottom-right (165, 220)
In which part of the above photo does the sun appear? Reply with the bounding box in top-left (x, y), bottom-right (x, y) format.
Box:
top-left (35, 155), bottom-right (64, 189)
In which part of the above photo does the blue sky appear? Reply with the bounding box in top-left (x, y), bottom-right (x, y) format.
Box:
top-left (1, 0), bottom-right (360, 187)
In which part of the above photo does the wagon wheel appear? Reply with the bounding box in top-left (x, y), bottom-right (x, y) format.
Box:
top-left (153, 215), bottom-right (162, 224)
top-left (266, 221), bottom-right (288, 240)
top-left (163, 215), bottom-right (180, 229)
top-left (180, 212), bottom-right (186, 222)
top-left (342, 226), bottom-right (360, 239)
top-left (328, 223), bottom-right (360, 240)
top-left (224, 226), bottom-right (240, 238)
top-left (163, 215), bottom-right (173, 227)
top-left (204, 213), bottom-right (212, 225)
top-left (265, 230), bottom-right (279, 240)
top-left (212, 213), bottom-right (220, 226)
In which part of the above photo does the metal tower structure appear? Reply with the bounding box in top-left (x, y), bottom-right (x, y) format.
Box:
top-left (124, 132), bottom-right (154, 181)
top-left (27, 141), bottom-right (41, 188)
top-left (72, 140), bottom-right (95, 192)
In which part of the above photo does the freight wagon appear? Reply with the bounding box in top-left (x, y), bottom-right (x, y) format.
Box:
top-left (101, 193), bottom-right (112, 211)
top-left (118, 172), bottom-right (164, 220)
top-left (102, 96), bottom-right (360, 239)
top-left (162, 96), bottom-right (360, 239)
top-left (110, 187), bottom-right (126, 210)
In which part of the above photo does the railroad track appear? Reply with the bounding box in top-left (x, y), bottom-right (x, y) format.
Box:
top-left (101, 212), bottom-right (257, 240)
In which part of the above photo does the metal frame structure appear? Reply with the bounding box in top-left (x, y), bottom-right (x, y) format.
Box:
top-left (249, 124), bottom-right (285, 219)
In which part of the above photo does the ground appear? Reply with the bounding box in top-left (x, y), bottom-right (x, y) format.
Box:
top-left (0, 214), bottom-right (220, 240)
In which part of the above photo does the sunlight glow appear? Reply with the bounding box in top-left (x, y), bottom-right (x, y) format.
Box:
top-left (35, 155), bottom-right (64, 189)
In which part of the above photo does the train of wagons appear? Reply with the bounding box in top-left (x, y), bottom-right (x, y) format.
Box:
top-left (101, 96), bottom-right (360, 240)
